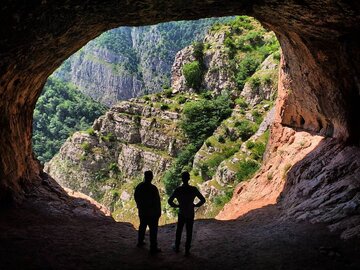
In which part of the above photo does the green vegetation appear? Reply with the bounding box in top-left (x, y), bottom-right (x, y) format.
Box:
top-left (100, 132), bottom-right (116, 142)
top-left (44, 16), bottom-right (279, 223)
top-left (235, 159), bottom-right (260, 183)
top-left (163, 88), bottom-right (173, 98)
top-left (33, 77), bottom-right (106, 163)
top-left (80, 142), bottom-right (91, 153)
top-left (212, 16), bottom-right (280, 90)
top-left (163, 144), bottom-right (198, 196)
top-left (182, 41), bottom-right (205, 91)
top-left (183, 61), bottom-right (203, 90)
top-left (163, 94), bottom-right (233, 195)
top-left (234, 120), bottom-right (258, 141)
top-left (180, 94), bottom-right (233, 147)
top-left (85, 127), bottom-right (95, 136)
top-left (248, 141), bottom-right (266, 161)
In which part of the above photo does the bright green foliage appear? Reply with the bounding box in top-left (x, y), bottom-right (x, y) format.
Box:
top-left (162, 94), bottom-right (233, 193)
top-left (108, 162), bottom-right (120, 173)
top-left (182, 41), bottom-right (205, 91)
top-left (235, 97), bottom-right (248, 109)
top-left (250, 142), bottom-right (266, 161)
top-left (183, 61), bottom-right (203, 90)
top-left (235, 159), bottom-right (260, 183)
top-left (85, 128), bottom-right (95, 136)
top-left (235, 53), bottom-right (264, 89)
top-left (199, 146), bottom-right (239, 180)
top-left (163, 94), bottom-right (233, 195)
top-left (213, 16), bottom-right (280, 90)
top-left (163, 144), bottom-right (198, 196)
top-left (163, 88), bottom-right (173, 98)
top-left (100, 132), bottom-right (116, 142)
top-left (177, 95), bottom-right (187, 104)
top-left (193, 41), bottom-right (204, 61)
top-left (252, 110), bottom-right (263, 124)
top-left (33, 77), bottom-right (106, 163)
top-left (213, 189), bottom-right (233, 206)
top-left (180, 94), bottom-right (233, 147)
top-left (160, 104), bottom-right (170, 110)
top-left (234, 120), bottom-right (258, 141)
top-left (81, 142), bottom-right (91, 153)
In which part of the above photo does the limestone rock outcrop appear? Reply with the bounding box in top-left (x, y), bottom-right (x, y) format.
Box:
top-left (46, 99), bottom-right (186, 179)
top-left (171, 27), bottom-right (237, 94)
top-left (53, 21), bottom-right (224, 107)
top-left (240, 53), bottom-right (279, 106)
top-left (45, 97), bottom-right (187, 222)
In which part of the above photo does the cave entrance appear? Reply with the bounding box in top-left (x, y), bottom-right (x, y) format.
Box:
top-left (0, 0), bottom-right (359, 226)
top-left (1, 1), bottom-right (360, 268)
top-left (34, 16), bottom-right (281, 225)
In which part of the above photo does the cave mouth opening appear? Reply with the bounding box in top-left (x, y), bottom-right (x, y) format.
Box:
top-left (1, 2), bottom-right (360, 268)
top-left (34, 15), bottom-right (281, 225)
top-left (0, 1), bottom-right (359, 236)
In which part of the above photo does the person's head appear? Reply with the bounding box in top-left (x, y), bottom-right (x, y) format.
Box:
top-left (144, 170), bottom-right (153, 183)
top-left (181, 171), bottom-right (190, 184)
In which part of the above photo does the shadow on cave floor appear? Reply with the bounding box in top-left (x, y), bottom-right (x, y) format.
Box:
top-left (1, 199), bottom-right (359, 270)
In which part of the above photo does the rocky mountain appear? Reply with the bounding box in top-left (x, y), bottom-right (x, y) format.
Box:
top-left (45, 91), bottom-right (214, 224)
top-left (53, 18), bottom-right (231, 107)
top-left (46, 16), bottom-right (280, 223)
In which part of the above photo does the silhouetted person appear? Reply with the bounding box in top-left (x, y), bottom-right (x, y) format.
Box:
top-left (134, 170), bottom-right (161, 254)
top-left (168, 171), bottom-right (206, 256)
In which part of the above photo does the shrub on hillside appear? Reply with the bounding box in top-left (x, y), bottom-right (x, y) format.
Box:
top-left (235, 159), bottom-right (259, 183)
top-left (234, 120), bottom-right (257, 141)
top-left (160, 104), bottom-right (170, 110)
top-left (250, 142), bottom-right (266, 161)
top-left (183, 61), bottom-right (203, 90)
top-left (163, 88), bottom-right (173, 98)
top-left (181, 94), bottom-right (232, 147)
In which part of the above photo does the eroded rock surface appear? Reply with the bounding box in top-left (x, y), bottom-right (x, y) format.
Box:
top-left (217, 123), bottom-right (360, 239)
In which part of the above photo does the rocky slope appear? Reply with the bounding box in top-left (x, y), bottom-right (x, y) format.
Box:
top-left (171, 17), bottom-right (279, 95)
top-left (46, 17), bottom-right (280, 223)
top-left (169, 17), bottom-right (280, 216)
top-left (45, 95), bottom-right (188, 224)
top-left (217, 56), bottom-right (360, 239)
top-left (53, 19), bottom-right (229, 107)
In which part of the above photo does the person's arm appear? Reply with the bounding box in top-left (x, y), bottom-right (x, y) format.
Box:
top-left (194, 188), bottom-right (206, 207)
top-left (168, 189), bottom-right (179, 208)
top-left (155, 187), bottom-right (161, 217)
top-left (134, 185), bottom-right (140, 207)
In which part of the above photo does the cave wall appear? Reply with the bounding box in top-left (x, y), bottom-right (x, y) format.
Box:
top-left (0, 0), bottom-right (359, 202)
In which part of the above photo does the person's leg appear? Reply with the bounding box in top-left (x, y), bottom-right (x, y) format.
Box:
top-left (138, 215), bottom-right (147, 246)
top-left (149, 216), bottom-right (159, 252)
top-left (185, 218), bottom-right (194, 255)
top-left (175, 214), bottom-right (185, 251)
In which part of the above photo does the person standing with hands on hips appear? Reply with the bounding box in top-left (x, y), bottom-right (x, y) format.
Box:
top-left (168, 171), bottom-right (206, 256)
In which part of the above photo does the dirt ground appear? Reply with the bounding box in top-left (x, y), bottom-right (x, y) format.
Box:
top-left (0, 201), bottom-right (359, 270)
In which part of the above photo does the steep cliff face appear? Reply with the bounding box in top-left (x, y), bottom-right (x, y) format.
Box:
top-left (45, 95), bottom-right (188, 223)
top-left (171, 17), bottom-right (279, 96)
top-left (53, 19), bottom-right (229, 106)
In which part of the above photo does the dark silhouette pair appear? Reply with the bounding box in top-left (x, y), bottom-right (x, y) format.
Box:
top-left (134, 171), bottom-right (205, 256)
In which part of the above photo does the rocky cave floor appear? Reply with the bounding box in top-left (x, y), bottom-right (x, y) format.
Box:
top-left (1, 196), bottom-right (359, 270)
